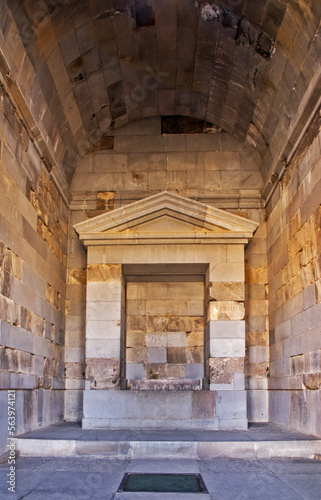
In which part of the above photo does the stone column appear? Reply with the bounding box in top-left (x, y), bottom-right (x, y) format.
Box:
top-left (85, 262), bottom-right (125, 390)
top-left (205, 245), bottom-right (247, 427)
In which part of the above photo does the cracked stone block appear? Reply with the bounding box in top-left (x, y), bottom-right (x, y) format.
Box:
top-left (207, 301), bottom-right (245, 321)
top-left (207, 357), bottom-right (244, 384)
top-left (208, 281), bottom-right (245, 301)
top-left (86, 358), bottom-right (120, 389)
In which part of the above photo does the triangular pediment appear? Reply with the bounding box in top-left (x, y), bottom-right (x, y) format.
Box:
top-left (74, 191), bottom-right (259, 245)
top-left (121, 215), bottom-right (224, 234)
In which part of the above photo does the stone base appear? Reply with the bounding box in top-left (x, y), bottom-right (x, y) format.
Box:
top-left (15, 422), bottom-right (321, 459)
top-left (82, 389), bottom-right (248, 430)
top-left (126, 379), bottom-right (203, 391)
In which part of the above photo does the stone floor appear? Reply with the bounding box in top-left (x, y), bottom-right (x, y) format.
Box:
top-left (15, 422), bottom-right (321, 460)
top-left (16, 421), bottom-right (321, 442)
top-left (0, 456), bottom-right (321, 499)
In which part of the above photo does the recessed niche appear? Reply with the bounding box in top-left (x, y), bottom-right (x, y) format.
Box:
top-left (125, 279), bottom-right (205, 390)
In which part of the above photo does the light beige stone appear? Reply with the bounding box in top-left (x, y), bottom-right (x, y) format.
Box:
top-left (126, 332), bottom-right (146, 347)
top-left (126, 299), bottom-right (146, 315)
top-left (86, 302), bottom-right (121, 321)
top-left (86, 339), bottom-right (121, 358)
top-left (87, 264), bottom-right (122, 282)
top-left (145, 332), bottom-right (167, 347)
top-left (167, 332), bottom-right (186, 347)
top-left (126, 347), bottom-right (147, 363)
top-left (86, 320), bottom-right (121, 339)
top-left (209, 263), bottom-right (244, 282)
top-left (86, 358), bottom-right (120, 389)
top-left (209, 338), bottom-right (245, 358)
top-left (186, 331), bottom-right (204, 347)
top-left (207, 301), bottom-right (245, 321)
top-left (146, 299), bottom-right (188, 316)
top-left (187, 300), bottom-right (204, 316)
top-left (208, 281), bottom-right (245, 301)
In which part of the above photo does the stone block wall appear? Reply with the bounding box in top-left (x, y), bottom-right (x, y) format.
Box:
top-left (0, 85), bottom-right (67, 456)
top-left (204, 248), bottom-right (247, 403)
top-left (85, 264), bottom-right (125, 391)
top-left (65, 210), bottom-right (87, 420)
top-left (267, 117), bottom-right (321, 436)
top-left (69, 118), bottom-right (268, 423)
top-left (71, 117), bottom-right (263, 210)
top-left (126, 282), bottom-right (204, 387)
top-left (245, 222), bottom-right (269, 421)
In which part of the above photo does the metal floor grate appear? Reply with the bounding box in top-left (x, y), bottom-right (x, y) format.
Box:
top-left (117, 473), bottom-right (208, 493)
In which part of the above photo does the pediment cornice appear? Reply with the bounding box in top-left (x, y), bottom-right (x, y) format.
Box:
top-left (74, 191), bottom-right (259, 246)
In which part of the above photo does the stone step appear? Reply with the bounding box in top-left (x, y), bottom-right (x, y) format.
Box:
top-left (15, 422), bottom-right (321, 460)
top-left (15, 437), bottom-right (321, 460)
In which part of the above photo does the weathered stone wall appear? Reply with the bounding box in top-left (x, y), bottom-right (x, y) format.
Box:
top-left (0, 85), bottom-right (67, 457)
top-left (245, 223), bottom-right (269, 421)
top-left (267, 116), bottom-right (321, 436)
top-left (71, 118), bottom-right (263, 209)
top-left (65, 210), bottom-right (87, 419)
top-left (126, 282), bottom-right (204, 386)
top-left (68, 119), bottom-right (268, 422)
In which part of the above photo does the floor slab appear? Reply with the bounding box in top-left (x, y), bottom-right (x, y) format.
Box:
top-left (0, 456), bottom-right (320, 500)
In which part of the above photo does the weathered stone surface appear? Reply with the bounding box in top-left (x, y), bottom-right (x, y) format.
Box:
top-left (127, 299), bottom-right (146, 316)
top-left (146, 332), bottom-right (167, 347)
top-left (68, 269), bottom-right (87, 285)
top-left (207, 357), bottom-right (244, 384)
top-left (96, 191), bottom-right (115, 210)
top-left (86, 358), bottom-right (120, 389)
top-left (167, 347), bottom-right (187, 364)
top-left (127, 379), bottom-right (201, 390)
top-left (127, 331), bottom-right (146, 347)
top-left (192, 391), bottom-right (215, 419)
top-left (87, 264), bottom-right (122, 282)
top-left (126, 363), bottom-right (143, 379)
top-left (0, 295), bottom-right (20, 326)
top-left (186, 347), bottom-right (204, 364)
top-left (302, 373), bottom-right (321, 390)
top-left (126, 347), bottom-right (147, 363)
top-left (207, 301), bottom-right (245, 321)
top-left (127, 315), bottom-right (146, 332)
top-left (2, 0), bottom-right (321, 441)
top-left (186, 331), bottom-right (203, 347)
top-left (167, 332), bottom-right (187, 347)
top-left (65, 363), bottom-right (85, 379)
top-left (208, 281), bottom-right (245, 301)
top-left (147, 346), bottom-right (167, 363)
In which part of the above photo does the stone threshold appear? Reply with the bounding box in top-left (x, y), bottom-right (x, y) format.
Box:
top-left (15, 422), bottom-right (321, 460)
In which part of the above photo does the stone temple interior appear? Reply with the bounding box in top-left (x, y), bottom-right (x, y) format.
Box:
top-left (0, 0), bottom-right (321, 457)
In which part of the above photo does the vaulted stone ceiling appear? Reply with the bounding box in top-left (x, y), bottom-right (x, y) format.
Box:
top-left (0, 0), bottom-right (320, 188)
